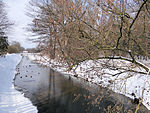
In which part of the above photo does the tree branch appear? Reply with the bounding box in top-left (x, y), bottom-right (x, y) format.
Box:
top-left (129, 0), bottom-right (148, 30)
top-left (97, 56), bottom-right (149, 72)
top-left (116, 16), bottom-right (123, 49)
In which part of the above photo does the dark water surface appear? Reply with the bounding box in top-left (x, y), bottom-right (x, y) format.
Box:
top-left (14, 56), bottom-right (149, 113)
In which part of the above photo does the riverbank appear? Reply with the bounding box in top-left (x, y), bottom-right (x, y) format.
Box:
top-left (0, 54), bottom-right (37, 113)
top-left (25, 53), bottom-right (150, 111)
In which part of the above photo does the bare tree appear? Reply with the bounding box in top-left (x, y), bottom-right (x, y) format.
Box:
top-left (26, 0), bottom-right (150, 112)
top-left (27, 0), bottom-right (150, 73)
top-left (0, 0), bottom-right (13, 55)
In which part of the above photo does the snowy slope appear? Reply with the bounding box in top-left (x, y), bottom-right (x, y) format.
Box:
top-left (0, 54), bottom-right (37, 113)
top-left (0, 54), bottom-right (22, 91)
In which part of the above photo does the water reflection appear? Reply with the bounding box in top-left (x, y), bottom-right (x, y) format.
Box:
top-left (14, 56), bottom-right (149, 113)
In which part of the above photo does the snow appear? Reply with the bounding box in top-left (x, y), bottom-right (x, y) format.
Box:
top-left (0, 54), bottom-right (38, 113)
top-left (25, 53), bottom-right (150, 111)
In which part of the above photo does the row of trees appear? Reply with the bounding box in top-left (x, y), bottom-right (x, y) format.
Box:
top-left (8, 41), bottom-right (25, 53)
top-left (0, 1), bottom-right (12, 55)
top-left (28, 0), bottom-right (150, 74)
top-left (0, 1), bottom-right (36, 55)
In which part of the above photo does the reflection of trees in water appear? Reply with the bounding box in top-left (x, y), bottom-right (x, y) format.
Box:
top-left (72, 86), bottom-right (148, 113)
top-left (17, 68), bottom-right (149, 113)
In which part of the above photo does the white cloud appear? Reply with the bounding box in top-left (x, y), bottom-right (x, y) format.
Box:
top-left (4, 0), bottom-right (36, 48)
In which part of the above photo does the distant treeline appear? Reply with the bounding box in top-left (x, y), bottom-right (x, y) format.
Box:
top-left (8, 41), bottom-right (25, 53)
top-left (8, 41), bottom-right (40, 53)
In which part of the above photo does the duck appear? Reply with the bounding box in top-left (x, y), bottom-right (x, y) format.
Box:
top-left (131, 93), bottom-right (140, 104)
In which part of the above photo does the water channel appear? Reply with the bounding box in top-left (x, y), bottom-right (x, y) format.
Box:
top-left (4, 55), bottom-right (150, 113)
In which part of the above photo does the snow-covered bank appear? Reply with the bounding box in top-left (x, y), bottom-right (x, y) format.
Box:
top-left (25, 53), bottom-right (150, 111)
top-left (0, 54), bottom-right (38, 113)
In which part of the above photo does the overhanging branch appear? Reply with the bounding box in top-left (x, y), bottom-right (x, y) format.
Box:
top-left (97, 56), bottom-right (149, 73)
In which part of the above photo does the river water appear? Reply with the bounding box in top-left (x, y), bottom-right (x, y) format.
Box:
top-left (13, 56), bottom-right (150, 113)
top-left (2, 55), bottom-right (150, 113)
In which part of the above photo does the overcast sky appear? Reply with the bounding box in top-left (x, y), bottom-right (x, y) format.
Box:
top-left (4, 0), bottom-right (36, 48)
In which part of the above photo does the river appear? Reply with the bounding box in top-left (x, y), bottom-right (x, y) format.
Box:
top-left (12, 55), bottom-right (149, 113)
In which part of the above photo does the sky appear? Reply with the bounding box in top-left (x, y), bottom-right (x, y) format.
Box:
top-left (4, 0), bottom-right (36, 48)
